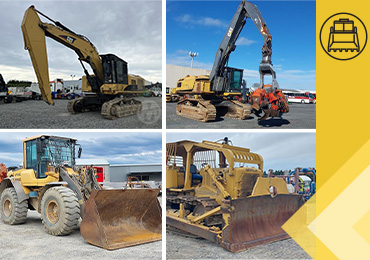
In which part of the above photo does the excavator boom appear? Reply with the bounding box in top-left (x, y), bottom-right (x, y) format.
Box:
top-left (21, 6), bottom-right (103, 105)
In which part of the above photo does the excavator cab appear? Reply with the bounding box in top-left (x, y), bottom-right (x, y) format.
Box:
top-left (223, 67), bottom-right (244, 94)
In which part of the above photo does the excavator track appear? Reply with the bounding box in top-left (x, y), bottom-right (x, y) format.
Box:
top-left (176, 98), bottom-right (216, 122)
top-left (221, 100), bottom-right (251, 120)
top-left (67, 97), bottom-right (84, 113)
top-left (101, 97), bottom-right (142, 120)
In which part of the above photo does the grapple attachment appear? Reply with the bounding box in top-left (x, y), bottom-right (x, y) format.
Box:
top-left (220, 194), bottom-right (304, 252)
top-left (80, 189), bottom-right (162, 250)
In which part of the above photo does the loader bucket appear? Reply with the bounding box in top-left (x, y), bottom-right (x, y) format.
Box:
top-left (220, 194), bottom-right (304, 252)
top-left (80, 189), bottom-right (162, 250)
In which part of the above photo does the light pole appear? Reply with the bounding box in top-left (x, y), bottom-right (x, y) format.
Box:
top-left (189, 52), bottom-right (198, 68)
top-left (70, 74), bottom-right (76, 80)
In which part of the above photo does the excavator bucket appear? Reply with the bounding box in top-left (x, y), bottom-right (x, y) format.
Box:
top-left (80, 189), bottom-right (162, 250)
top-left (220, 194), bottom-right (304, 253)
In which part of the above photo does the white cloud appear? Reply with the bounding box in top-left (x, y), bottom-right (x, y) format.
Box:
top-left (167, 132), bottom-right (316, 171)
top-left (236, 37), bottom-right (258, 46)
top-left (176, 14), bottom-right (227, 28)
top-left (0, 1), bottom-right (162, 83)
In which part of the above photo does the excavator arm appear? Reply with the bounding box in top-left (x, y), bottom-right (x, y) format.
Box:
top-left (21, 5), bottom-right (103, 105)
top-left (210, 0), bottom-right (277, 92)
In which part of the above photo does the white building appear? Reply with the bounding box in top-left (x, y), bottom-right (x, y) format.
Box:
top-left (75, 158), bottom-right (110, 182)
top-left (166, 64), bottom-right (211, 89)
top-left (109, 164), bottom-right (162, 182)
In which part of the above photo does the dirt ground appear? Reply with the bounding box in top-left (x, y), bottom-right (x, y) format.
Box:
top-left (0, 197), bottom-right (162, 260)
top-left (166, 228), bottom-right (312, 260)
top-left (0, 96), bottom-right (162, 129)
top-left (166, 102), bottom-right (316, 129)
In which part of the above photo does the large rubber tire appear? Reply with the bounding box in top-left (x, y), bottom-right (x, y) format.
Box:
top-left (41, 186), bottom-right (80, 236)
top-left (0, 187), bottom-right (28, 225)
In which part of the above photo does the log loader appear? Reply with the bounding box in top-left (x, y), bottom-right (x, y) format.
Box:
top-left (21, 6), bottom-right (143, 119)
top-left (0, 135), bottom-right (161, 250)
top-left (166, 137), bottom-right (303, 252)
top-left (174, 0), bottom-right (289, 122)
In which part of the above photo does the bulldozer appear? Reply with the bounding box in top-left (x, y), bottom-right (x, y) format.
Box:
top-left (173, 1), bottom-right (289, 122)
top-left (0, 135), bottom-right (161, 250)
top-left (21, 6), bottom-right (143, 119)
top-left (166, 137), bottom-right (304, 252)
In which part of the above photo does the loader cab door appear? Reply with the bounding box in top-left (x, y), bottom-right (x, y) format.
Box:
top-left (25, 139), bottom-right (47, 178)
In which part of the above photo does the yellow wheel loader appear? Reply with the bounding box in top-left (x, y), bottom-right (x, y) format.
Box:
top-left (21, 6), bottom-right (144, 119)
top-left (166, 137), bottom-right (304, 253)
top-left (0, 135), bottom-right (161, 250)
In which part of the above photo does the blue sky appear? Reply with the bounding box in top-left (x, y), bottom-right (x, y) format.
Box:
top-left (167, 1), bottom-right (316, 90)
top-left (0, 132), bottom-right (162, 167)
top-left (167, 132), bottom-right (316, 171)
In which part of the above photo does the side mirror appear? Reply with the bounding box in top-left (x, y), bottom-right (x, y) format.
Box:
top-left (78, 147), bottom-right (82, 158)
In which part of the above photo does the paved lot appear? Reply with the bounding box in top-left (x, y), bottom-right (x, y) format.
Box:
top-left (166, 228), bottom-right (312, 260)
top-left (0, 197), bottom-right (162, 260)
top-left (166, 102), bottom-right (316, 129)
top-left (0, 97), bottom-right (162, 129)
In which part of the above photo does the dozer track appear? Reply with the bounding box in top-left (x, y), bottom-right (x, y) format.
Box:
top-left (101, 97), bottom-right (142, 120)
top-left (176, 98), bottom-right (216, 122)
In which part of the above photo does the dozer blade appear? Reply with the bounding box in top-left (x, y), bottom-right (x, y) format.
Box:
top-left (220, 194), bottom-right (304, 253)
top-left (80, 189), bottom-right (162, 250)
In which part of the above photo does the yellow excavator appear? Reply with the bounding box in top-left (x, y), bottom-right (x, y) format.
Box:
top-left (166, 137), bottom-right (303, 252)
top-left (174, 1), bottom-right (288, 122)
top-left (0, 135), bottom-right (161, 249)
top-left (21, 6), bottom-right (143, 119)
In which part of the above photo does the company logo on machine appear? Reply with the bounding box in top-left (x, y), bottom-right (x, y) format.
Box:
top-left (320, 13), bottom-right (367, 60)
top-left (227, 27), bottom-right (234, 37)
top-left (59, 35), bottom-right (76, 44)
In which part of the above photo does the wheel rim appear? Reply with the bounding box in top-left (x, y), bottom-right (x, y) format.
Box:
top-left (3, 198), bottom-right (12, 217)
top-left (46, 200), bottom-right (60, 224)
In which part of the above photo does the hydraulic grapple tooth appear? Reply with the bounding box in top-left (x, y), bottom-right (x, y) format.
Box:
top-left (258, 108), bottom-right (271, 121)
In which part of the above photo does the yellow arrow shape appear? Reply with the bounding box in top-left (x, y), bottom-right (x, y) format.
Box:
top-left (284, 140), bottom-right (370, 259)
top-left (309, 165), bottom-right (370, 259)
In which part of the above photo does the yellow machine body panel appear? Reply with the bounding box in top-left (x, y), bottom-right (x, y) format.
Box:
top-left (175, 75), bottom-right (212, 94)
top-left (166, 167), bottom-right (184, 189)
top-left (250, 177), bottom-right (289, 197)
top-left (81, 75), bottom-right (144, 95)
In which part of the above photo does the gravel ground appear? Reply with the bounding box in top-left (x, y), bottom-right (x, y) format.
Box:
top-left (166, 229), bottom-right (312, 260)
top-left (166, 102), bottom-right (316, 129)
top-left (0, 96), bottom-right (162, 129)
top-left (0, 196), bottom-right (162, 260)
